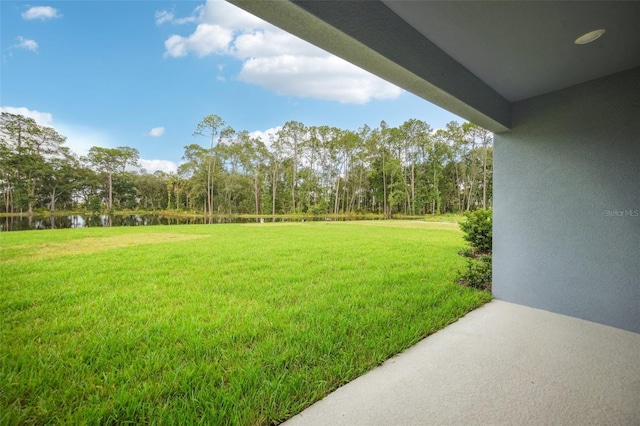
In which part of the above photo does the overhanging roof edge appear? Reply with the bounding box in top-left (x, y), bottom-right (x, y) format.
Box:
top-left (229, 0), bottom-right (512, 133)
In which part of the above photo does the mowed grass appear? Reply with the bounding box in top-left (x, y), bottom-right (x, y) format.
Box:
top-left (0, 221), bottom-right (491, 425)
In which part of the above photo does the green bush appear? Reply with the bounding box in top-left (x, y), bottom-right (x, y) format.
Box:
top-left (459, 209), bottom-right (492, 254)
top-left (457, 255), bottom-right (492, 291)
top-left (457, 209), bottom-right (492, 291)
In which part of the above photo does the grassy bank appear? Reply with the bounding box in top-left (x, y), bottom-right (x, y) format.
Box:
top-left (0, 221), bottom-right (490, 424)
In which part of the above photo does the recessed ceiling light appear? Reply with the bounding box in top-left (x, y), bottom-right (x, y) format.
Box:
top-left (575, 29), bottom-right (606, 45)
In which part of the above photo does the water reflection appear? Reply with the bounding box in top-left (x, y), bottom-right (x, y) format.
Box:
top-left (1, 214), bottom-right (374, 231)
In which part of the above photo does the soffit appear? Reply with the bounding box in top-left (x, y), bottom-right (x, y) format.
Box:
top-left (382, 1), bottom-right (640, 102)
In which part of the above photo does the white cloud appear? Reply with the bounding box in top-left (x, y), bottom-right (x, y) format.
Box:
top-left (15, 36), bottom-right (39, 52)
top-left (155, 10), bottom-right (175, 25)
top-left (139, 159), bottom-right (178, 174)
top-left (164, 23), bottom-right (232, 58)
top-left (22, 6), bottom-right (62, 20)
top-left (148, 127), bottom-right (165, 137)
top-left (155, 6), bottom-right (202, 25)
top-left (240, 56), bottom-right (401, 103)
top-left (162, 0), bottom-right (402, 104)
top-left (174, 15), bottom-right (199, 25)
top-left (249, 126), bottom-right (281, 148)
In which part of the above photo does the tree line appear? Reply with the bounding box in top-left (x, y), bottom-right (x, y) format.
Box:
top-left (0, 112), bottom-right (492, 217)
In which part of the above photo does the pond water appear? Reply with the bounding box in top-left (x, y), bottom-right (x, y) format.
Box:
top-left (0, 214), bottom-right (376, 231)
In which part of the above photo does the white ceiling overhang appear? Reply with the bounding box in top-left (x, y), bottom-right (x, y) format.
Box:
top-left (228, 1), bottom-right (640, 133)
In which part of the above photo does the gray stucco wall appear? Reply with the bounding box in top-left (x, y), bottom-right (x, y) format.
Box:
top-left (493, 67), bottom-right (640, 333)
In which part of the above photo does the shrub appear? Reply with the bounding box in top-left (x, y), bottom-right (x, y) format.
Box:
top-left (457, 255), bottom-right (492, 291)
top-left (457, 209), bottom-right (492, 291)
top-left (459, 209), bottom-right (492, 254)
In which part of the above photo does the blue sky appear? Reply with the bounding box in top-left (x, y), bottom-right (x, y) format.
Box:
top-left (1, 0), bottom-right (462, 173)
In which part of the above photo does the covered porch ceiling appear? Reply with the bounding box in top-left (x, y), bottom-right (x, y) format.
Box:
top-left (228, 1), bottom-right (640, 133)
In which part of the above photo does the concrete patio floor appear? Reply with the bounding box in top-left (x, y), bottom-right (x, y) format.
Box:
top-left (284, 300), bottom-right (640, 425)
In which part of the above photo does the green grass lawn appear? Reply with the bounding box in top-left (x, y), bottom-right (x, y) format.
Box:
top-left (0, 221), bottom-right (491, 425)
